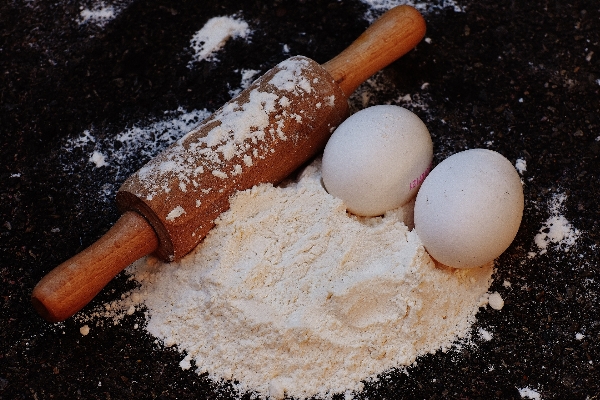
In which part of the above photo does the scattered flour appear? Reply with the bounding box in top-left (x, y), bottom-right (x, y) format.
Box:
top-left (188, 16), bottom-right (251, 66)
top-left (518, 386), bottom-right (542, 399)
top-left (229, 69), bottom-right (262, 97)
top-left (78, 0), bottom-right (132, 27)
top-left (64, 107), bottom-right (212, 190)
top-left (79, 2), bottom-right (116, 26)
top-left (478, 327), bottom-right (493, 341)
top-left (531, 191), bottom-right (580, 256)
top-left (114, 159), bottom-right (494, 399)
top-left (113, 108), bottom-right (212, 163)
top-left (359, 0), bottom-right (464, 22)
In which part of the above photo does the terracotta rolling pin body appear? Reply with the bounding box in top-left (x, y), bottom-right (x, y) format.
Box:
top-left (32, 5), bottom-right (426, 322)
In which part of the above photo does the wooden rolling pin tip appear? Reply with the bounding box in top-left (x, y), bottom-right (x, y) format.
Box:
top-left (323, 5), bottom-right (426, 97)
top-left (31, 294), bottom-right (59, 323)
top-left (31, 211), bottom-right (159, 322)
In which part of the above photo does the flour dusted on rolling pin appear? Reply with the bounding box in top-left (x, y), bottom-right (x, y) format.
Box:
top-left (126, 160), bottom-right (493, 399)
top-left (117, 56), bottom-right (348, 260)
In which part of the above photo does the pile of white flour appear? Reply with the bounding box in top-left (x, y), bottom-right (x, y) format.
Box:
top-left (120, 159), bottom-right (493, 399)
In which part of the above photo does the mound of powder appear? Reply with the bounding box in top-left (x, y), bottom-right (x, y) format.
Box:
top-left (188, 16), bottom-right (251, 64)
top-left (126, 159), bottom-right (493, 399)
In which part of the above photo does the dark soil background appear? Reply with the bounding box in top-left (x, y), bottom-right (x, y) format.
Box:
top-left (1, 0), bottom-right (599, 399)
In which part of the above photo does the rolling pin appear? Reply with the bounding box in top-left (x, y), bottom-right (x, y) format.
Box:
top-left (32, 5), bottom-right (426, 322)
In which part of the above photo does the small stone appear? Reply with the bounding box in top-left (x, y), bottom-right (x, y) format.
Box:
top-left (488, 292), bottom-right (504, 310)
top-left (80, 325), bottom-right (90, 336)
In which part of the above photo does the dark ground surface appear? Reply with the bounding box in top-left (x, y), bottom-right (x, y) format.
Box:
top-left (1, 0), bottom-right (599, 399)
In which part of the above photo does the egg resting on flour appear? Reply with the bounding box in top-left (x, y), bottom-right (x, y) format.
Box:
top-left (414, 149), bottom-right (524, 268)
top-left (322, 105), bottom-right (433, 217)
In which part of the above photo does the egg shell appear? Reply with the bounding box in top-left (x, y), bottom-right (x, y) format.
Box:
top-left (322, 105), bottom-right (433, 217)
top-left (414, 149), bottom-right (524, 268)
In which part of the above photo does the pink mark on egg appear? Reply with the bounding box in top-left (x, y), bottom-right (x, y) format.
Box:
top-left (410, 164), bottom-right (432, 190)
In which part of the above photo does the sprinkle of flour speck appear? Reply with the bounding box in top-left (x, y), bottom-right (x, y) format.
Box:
top-left (229, 69), bottom-right (262, 97)
top-left (79, 2), bottom-right (116, 27)
top-left (78, 0), bottom-right (134, 27)
top-left (478, 327), bottom-right (493, 341)
top-left (122, 159), bottom-right (493, 399)
top-left (515, 158), bottom-right (527, 174)
top-left (531, 191), bottom-right (580, 256)
top-left (89, 151), bottom-right (107, 168)
top-left (518, 386), bottom-right (542, 399)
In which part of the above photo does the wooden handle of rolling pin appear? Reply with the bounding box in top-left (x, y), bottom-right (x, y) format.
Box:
top-left (31, 5), bottom-right (425, 323)
top-left (323, 5), bottom-right (426, 97)
top-left (32, 212), bottom-right (158, 322)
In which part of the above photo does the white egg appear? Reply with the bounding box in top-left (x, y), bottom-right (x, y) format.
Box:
top-left (414, 149), bottom-right (524, 268)
top-left (322, 105), bottom-right (433, 217)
